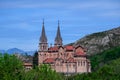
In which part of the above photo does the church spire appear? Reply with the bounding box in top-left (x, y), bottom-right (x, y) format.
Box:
top-left (40, 19), bottom-right (47, 43)
top-left (39, 20), bottom-right (48, 51)
top-left (54, 20), bottom-right (63, 46)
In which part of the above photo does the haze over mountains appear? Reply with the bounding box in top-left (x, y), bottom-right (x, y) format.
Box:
top-left (0, 48), bottom-right (35, 55)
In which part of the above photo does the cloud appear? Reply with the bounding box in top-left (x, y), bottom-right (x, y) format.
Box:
top-left (97, 11), bottom-right (120, 17)
top-left (0, 1), bottom-right (65, 9)
top-left (68, 1), bottom-right (120, 10)
top-left (1, 0), bottom-right (119, 10)
top-left (1, 0), bottom-right (120, 20)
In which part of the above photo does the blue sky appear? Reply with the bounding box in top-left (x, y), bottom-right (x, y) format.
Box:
top-left (0, 0), bottom-right (120, 51)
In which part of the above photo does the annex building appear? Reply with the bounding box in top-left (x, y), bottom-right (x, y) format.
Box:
top-left (38, 21), bottom-right (91, 74)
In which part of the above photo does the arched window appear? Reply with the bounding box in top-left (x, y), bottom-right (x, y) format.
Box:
top-left (56, 63), bottom-right (59, 66)
top-left (43, 46), bottom-right (44, 50)
top-left (81, 61), bottom-right (82, 66)
top-left (70, 63), bottom-right (71, 67)
top-left (83, 61), bottom-right (85, 66)
top-left (44, 53), bottom-right (46, 57)
top-left (78, 61), bottom-right (80, 66)
top-left (73, 64), bottom-right (76, 68)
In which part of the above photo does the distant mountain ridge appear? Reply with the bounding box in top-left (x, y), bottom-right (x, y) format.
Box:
top-left (7, 48), bottom-right (25, 54)
top-left (0, 50), bottom-right (6, 53)
top-left (71, 26), bottom-right (120, 55)
top-left (0, 48), bottom-right (35, 55)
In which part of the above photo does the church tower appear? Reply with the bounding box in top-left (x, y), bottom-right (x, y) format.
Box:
top-left (39, 20), bottom-right (48, 51)
top-left (54, 20), bottom-right (63, 46)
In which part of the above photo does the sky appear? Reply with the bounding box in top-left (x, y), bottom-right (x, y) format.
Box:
top-left (0, 0), bottom-right (120, 51)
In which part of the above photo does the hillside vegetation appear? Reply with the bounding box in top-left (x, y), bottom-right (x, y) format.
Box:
top-left (0, 53), bottom-right (63, 80)
top-left (90, 46), bottom-right (120, 71)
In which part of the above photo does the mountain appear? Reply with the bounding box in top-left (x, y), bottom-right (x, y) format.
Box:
top-left (0, 50), bottom-right (6, 53)
top-left (0, 48), bottom-right (35, 63)
top-left (7, 48), bottom-right (25, 54)
top-left (71, 26), bottom-right (120, 55)
top-left (0, 48), bottom-right (35, 55)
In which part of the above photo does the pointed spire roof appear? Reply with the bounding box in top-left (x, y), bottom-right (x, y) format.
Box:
top-left (55, 20), bottom-right (62, 46)
top-left (40, 20), bottom-right (47, 43)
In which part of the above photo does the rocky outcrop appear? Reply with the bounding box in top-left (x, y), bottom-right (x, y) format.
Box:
top-left (72, 26), bottom-right (120, 55)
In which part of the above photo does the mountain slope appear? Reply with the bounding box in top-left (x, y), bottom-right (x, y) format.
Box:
top-left (73, 26), bottom-right (120, 55)
top-left (0, 50), bottom-right (6, 53)
top-left (6, 48), bottom-right (25, 54)
top-left (0, 48), bottom-right (35, 55)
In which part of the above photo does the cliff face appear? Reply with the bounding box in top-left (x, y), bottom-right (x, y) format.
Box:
top-left (73, 26), bottom-right (120, 55)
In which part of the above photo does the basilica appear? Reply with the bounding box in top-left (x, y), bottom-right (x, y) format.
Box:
top-left (38, 21), bottom-right (91, 74)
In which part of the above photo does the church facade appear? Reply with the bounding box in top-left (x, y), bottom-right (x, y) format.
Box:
top-left (38, 21), bottom-right (91, 74)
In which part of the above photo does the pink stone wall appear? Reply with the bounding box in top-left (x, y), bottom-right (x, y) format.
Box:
top-left (38, 46), bottom-right (91, 74)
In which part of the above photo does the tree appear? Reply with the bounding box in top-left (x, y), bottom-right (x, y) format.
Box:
top-left (33, 51), bottom-right (38, 68)
top-left (0, 53), bottom-right (24, 80)
top-left (22, 64), bottom-right (63, 80)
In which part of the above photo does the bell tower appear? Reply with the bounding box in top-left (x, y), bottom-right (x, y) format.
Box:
top-left (54, 20), bottom-right (63, 46)
top-left (39, 20), bottom-right (48, 51)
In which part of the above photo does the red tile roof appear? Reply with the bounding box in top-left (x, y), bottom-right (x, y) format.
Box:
top-left (24, 63), bottom-right (32, 66)
top-left (43, 58), bottom-right (55, 64)
top-left (74, 51), bottom-right (86, 57)
top-left (67, 57), bottom-right (76, 63)
top-left (48, 46), bottom-right (58, 52)
top-left (65, 46), bottom-right (74, 51)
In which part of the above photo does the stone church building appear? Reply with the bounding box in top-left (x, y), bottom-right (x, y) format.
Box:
top-left (38, 21), bottom-right (91, 74)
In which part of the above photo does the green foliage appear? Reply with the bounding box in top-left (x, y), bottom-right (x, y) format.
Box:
top-left (33, 51), bottom-right (38, 68)
top-left (22, 64), bottom-right (63, 80)
top-left (0, 53), bottom-right (63, 80)
top-left (0, 53), bottom-right (23, 80)
top-left (0, 54), bottom-right (63, 80)
top-left (90, 46), bottom-right (120, 71)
